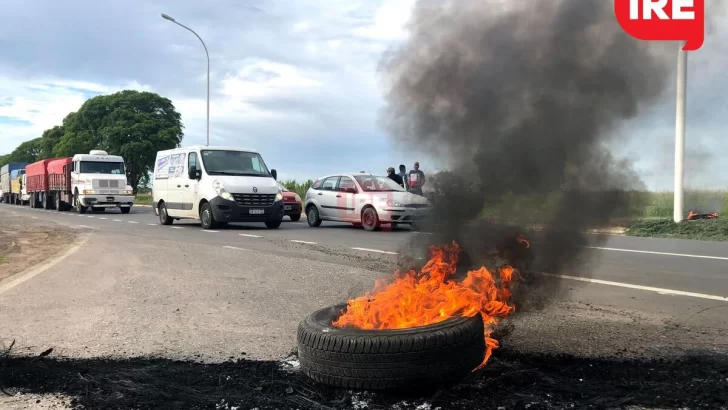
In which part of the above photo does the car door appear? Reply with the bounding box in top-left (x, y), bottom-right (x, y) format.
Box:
top-left (165, 152), bottom-right (188, 217)
top-left (181, 151), bottom-right (201, 218)
top-left (334, 176), bottom-right (358, 221)
top-left (316, 176), bottom-right (340, 219)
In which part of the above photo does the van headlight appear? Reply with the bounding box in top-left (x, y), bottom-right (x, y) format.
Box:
top-left (212, 180), bottom-right (234, 201)
top-left (275, 192), bottom-right (283, 202)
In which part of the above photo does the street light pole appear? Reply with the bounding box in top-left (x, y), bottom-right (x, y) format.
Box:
top-left (674, 41), bottom-right (688, 223)
top-left (161, 13), bottom-right (210, 146)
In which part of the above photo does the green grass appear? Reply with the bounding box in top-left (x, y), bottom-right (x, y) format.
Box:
top-left (0, 255), bottom-right (4, 265)
top-left (135, 193), bottom-right (152, 206)
top-left (626, 217), bottom-right (728, 241)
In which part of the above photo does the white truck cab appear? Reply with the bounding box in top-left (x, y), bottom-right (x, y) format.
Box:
top-left (152, 145), bottom-right (284, 229)
top-left (72, 150), bottom-right (135, 213)
top-left (20, 173), bottom-right (30, 205)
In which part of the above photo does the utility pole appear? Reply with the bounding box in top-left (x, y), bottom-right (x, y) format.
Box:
top-left (673, 41), bottom-right (687, 223)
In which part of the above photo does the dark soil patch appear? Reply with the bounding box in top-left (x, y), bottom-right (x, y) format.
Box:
top-left (1, 349), bottom-right (727, 409)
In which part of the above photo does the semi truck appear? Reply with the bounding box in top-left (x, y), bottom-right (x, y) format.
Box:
top-left (10, 169), bottom-right (28, 205)
top-left (1, 162), bottom-right (29, 204)
top-left (47, 150), bottom-right (135, 213)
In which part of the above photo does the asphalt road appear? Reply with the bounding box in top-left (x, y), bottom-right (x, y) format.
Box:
top-left (1, 202), bottom-right (726, 363)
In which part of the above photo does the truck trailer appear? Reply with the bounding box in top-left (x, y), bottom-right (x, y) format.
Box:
top-left (48, 150), bottom-right (135, 213)
top-left (25, 158), bottom-right (58, 209)
top-left (1, 162), bottom-right (29, 203)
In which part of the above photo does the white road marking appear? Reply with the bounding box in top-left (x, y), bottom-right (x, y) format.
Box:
top-left (147, 223), bottom-right (157, 226)
top-left (533, 271), bottom-right (728, 302)
top-left (128, 221), bottom-right (138, 224)
top-left (87, 216), bottom-right (94, 218)
top-left (223, 246), bottom-right (251, 251)
top-left (76, 215), bottom-right (84, 217)
top-left (113, 219), bottom-right (122, 222)
top-left (585, 246), bottom-right (728, 261)
top-left (99, 217), bottom-right (107, 220)
top-left (350, 247), bottom-right (398, 255)
top-left (202, 230), bottom-right (218, 233)
top-left (31, 217), bottom-right (38, 219)
top-left (170, 226), bottom-right (183, 229)
top-left (77, 225), bottom-right (94, 229)
top-left (290, 240), bottom-right (317, 245)
top-left (239, 234), bottom-right (263, 238)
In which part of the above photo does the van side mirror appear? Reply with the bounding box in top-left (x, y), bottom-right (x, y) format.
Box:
top-left (271, 169), bottom-right (277, 180)
top-left (188, 167), bottom-right (201, 180)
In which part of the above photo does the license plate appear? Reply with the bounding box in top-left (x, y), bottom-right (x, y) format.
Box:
top-left (249, 209), bottom-right (264, 215)
top-left (284, 205), bottom-right (292, 210)
top-left (106, 197), bottom-right (114, 202)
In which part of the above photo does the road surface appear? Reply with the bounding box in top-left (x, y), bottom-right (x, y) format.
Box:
top-left (1, 202), bottom-right (726, 408)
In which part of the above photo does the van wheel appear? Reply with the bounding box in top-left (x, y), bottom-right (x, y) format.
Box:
top-left (361, 207), bottom-right (380, 231)
top-left (158, 203), bottom-right (173, 225)
top-left (200, 202), bottom-right (218, 229)
top-left (265, 218), bottom-right (282, 229)
top-left (307, 205), bottom-right (322, 227)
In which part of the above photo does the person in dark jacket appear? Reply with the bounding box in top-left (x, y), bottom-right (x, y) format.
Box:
top-left (397, 164), bottom-right (409, 191)
top-left (387, 167), bottom-right (404, 187)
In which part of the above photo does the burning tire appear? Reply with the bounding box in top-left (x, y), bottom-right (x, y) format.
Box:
top-left (297, 304), bottom-right (485, 390)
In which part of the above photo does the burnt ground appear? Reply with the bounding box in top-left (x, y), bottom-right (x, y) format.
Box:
top-left (1, 347), bottom-right (727, 410)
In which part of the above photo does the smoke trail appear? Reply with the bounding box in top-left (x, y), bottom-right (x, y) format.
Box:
top-left (381, 0), bottom-right (674, 308)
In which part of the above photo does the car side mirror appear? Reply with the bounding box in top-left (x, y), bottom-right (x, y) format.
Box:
top-left (188, 168), bottom-right (201, 180)
top-left (271, 169), bottom-right (277, 180)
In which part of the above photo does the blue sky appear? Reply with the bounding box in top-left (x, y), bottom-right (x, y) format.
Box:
top-left (1, 0), bottom-right (727, 190)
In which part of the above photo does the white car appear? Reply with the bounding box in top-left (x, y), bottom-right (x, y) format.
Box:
top-left (304, 172), bottom-right (432, 231)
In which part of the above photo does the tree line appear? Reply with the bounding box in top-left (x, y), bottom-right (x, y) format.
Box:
top-left (0, 90), bottom-right (184, 193)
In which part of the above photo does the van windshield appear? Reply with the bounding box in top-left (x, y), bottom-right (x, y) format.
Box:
top-left (80, 161), bottom-right (125, 174)
top-left (201, 150), bottom-right (271, 177)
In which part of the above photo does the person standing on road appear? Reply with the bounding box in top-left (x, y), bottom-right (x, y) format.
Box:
top-left (387, 167), bottom-right (404, 188)
top-left (397, 164), bottom-right (409, 191)
top-left (408, 161), bottom-right (426, 196)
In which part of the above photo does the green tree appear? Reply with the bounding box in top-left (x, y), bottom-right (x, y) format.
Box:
top-left (39, 125), bottom-right (66, 159)
top-left (52, 90), bottom-right (184, 192)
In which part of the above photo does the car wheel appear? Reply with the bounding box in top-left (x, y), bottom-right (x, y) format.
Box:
top-left (307, 205), bottom-right (322, 227)
top-left (200, 202), bottom-right (218, 229)
top-left (361, 207), bottom-right (380, 231)
top-left (297, 304), bottom-right (485, 390)
top-left (289, 213), bottom-right (301, 222)
top-left (159, 202), bottom-right (173, 225)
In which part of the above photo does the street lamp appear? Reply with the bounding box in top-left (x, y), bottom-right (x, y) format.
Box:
top-left (161, 13), bottom-right (210, 146)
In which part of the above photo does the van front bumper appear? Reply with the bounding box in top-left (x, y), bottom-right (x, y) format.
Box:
top-left (210, 197), bottom-right (284, 223)
top-left (80, 194), bottom-right (135, 207)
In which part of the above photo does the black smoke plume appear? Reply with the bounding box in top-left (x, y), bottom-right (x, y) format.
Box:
top-left (381, 0), bottom-right (674, 308)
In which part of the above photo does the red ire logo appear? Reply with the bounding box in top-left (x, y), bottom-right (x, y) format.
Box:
top-left (614, 0), bottom-right (705, 50)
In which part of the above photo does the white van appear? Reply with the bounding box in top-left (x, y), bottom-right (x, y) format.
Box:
top-left (151, 145), bottom-right (284, 229)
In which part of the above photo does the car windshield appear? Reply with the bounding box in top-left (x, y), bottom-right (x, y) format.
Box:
top-left (80, 161), bottom-right (125, 174)
top-left (354, 175), bottom-right (406, 192)
top-left (201, 150), bottom-right (271, 177)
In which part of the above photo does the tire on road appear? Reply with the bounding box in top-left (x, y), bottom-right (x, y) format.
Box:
top-left (306, 205), bottom-right (322, 227)
top-left (361, 206), bottom-right (380, 231)
top-left (200, 202), bottom-right (218, 229)
top-left (297, 304), bottom-right (485, 391)
top-left (289, 213), bottom-right (301, 222)
top-left (158, 202), bottom-right (173, 225)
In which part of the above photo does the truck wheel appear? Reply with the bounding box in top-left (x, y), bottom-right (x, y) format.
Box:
top-left (158, 203), bottom-right (173, 225)
top-left (120, 207), bottom-right (130, 214)
top-left (200, 202), bottom-right (218, 229)
top-left (74, 194), bottom-right (87, 214)
top-left (55, 195), bottom-right (63, 212)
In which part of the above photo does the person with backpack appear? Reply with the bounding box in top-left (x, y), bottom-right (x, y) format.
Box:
top-left (408, 161), bottom-right (426, 196)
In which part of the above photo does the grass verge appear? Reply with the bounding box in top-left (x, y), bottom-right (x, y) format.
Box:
top-left (626, 218), bottom-right (728, 241)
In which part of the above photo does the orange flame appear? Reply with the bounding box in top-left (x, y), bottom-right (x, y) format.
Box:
top-left (332, 241), bottom-right (517, 369)
top-left (688, 211), bottom-right (697, 220)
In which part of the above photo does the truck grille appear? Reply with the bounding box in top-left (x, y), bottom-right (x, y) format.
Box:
top-left (232, 193), bottom-right (276, 206)
top-left (94, 180), bottom-right (120, 188)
